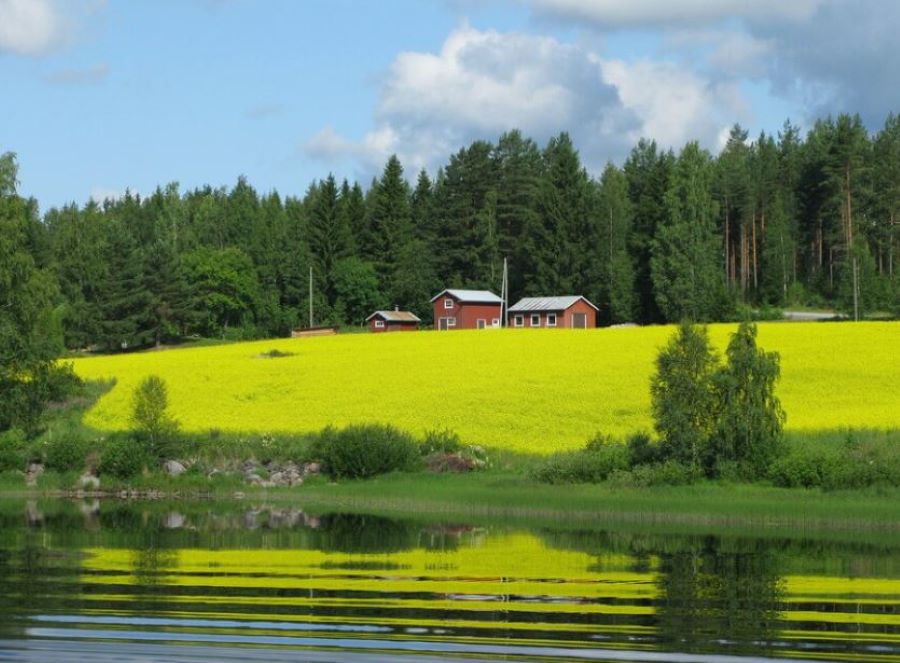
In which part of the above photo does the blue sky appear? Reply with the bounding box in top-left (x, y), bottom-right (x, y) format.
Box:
top-left (1, 0), bottom-right (896, 210)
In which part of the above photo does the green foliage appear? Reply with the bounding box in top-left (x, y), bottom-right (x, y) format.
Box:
top-left (331, 257), bottom-right (382, 324)
top-left (712, 321), bottom-right (786, 478)
top-left (769, 432), bottom-right (900, 490)
top-left (421, 429), bottom-right (463, 455)
top-left (43, 435), bottom-right (88, 473)
top-left (0, 429), bottom-right (27, 472)
top-left (651, 142), bottom-right (722, 322)
top-left (130, 375), bottom-right (180, 459)
top-left (99, 435), bottom-right (149, 479)
top-left (310, 424), bottom-right (421, 479)
top-left (532, 435), bottom-right (629, 484)
top-left (650, 322), bottom-right (719, 473)
top-left (0, 152), bottom-right (65, 437)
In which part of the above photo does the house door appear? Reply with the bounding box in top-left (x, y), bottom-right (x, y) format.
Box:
top-left (477, 319), bottom-right (486, 329)
top-left (572, 313), bottom-right (587, 328)
top-left (439, 317), bottom-right (450, 330)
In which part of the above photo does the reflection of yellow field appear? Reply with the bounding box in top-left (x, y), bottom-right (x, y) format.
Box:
top-left (79, 531), bottom-right (900, 645)
top-left (71, 322), bottom-right (900, 452)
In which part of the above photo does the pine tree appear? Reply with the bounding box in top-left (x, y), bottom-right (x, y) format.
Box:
top-left (595, 163), bottom-right (636, 323)
top-left (307, 175), bottom-right (352, 309)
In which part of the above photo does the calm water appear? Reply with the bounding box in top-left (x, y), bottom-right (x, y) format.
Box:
top-left (0, 500), bottom-right (897, 662)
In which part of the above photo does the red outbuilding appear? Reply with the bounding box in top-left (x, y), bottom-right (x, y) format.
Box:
top-left (508, 296), bottom-right (598, 329)
top-left (431, 289), bottom-right (503, 330)
top-left (365, 309), bottom-right (421, 333)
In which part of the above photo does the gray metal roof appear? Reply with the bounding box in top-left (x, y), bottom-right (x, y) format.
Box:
top-left (430, 289), bottom-right (502, 304)
top-left (365, 310), bottom-right (422, 323)
top-left (508, 295), bottom-right (598, 312)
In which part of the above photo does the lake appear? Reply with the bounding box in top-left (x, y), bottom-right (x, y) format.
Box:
top-left (0, 499), bottom-right (897, 662)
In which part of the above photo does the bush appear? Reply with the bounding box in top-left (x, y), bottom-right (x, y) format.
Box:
top-left (99, 436), bottom-right (150, 480)
top-left (626, 431), bottom-right (661, 466)
top-left (421, 429), bottom-right (463, 456)
top-left (0, 429), bottom-right (27, 472)
top-left (532, 440), bottom-right (629, 484)
top-left (43, 436), bottom-right (88, 473)
top-left (310, 424), bottom-right (420, 479)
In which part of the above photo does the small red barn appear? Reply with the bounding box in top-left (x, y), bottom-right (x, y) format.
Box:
top-left (365, 310), bottom-right (421, 333)
top-left (508, 296), bottom-right (598, 329)
top-left (431, 289), bottom-right (503, 330)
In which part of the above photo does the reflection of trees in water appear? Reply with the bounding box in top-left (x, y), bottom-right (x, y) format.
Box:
top-left (656, 537), bottom-right (783, 654)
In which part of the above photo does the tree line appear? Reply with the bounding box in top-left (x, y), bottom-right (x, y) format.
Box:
top-left (4, 112), bottom-right (899, 355)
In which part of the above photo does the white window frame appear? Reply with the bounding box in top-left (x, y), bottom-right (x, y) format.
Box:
top-left (446, 316), bottom-right (456, 327)
top-left (530, 313), bottom-right (541, 327)
top-left (491, 318), bottom-right (500, 328)
top-left (514, 315), bottom-right (524, 327)
top-left (444, 298), bottom-right (454, 309)
top-left (374, 320), bottom-right (385, 328)
top-left (546, 313), bottom-right (557, 327)
top-left (477, 319), bottom-right (486, 329)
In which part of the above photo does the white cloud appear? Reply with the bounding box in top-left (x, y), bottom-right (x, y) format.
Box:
top-left (600, 58), bottom-right (745, 150)
top-left (0, 0), bottom-right (64, 55)
top-left (527, 0), bottom-right (821, 27)
top-left (305, 25), bottom-right (748, 176)
top-left (89, 186), bottom-right (128, 203)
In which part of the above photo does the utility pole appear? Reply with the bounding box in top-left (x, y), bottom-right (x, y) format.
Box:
top-left (500, 257), bottom-right (508, 327)
top-left (309, 266), bottom-right (314, 328)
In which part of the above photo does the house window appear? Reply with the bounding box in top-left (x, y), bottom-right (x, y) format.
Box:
top-left (530, 313), bottom-right (541, 327)
top-left (514, 315), bottom-right (524, 327)
top-left (477, 319), bottom-right (486, 329)
top-left (491, 318), bottom-right (500, 327)
top-left (547, 313), bottom-right (557, 327)
top-left (374, 320), bottom-right (384, 328)
top-left (447, 317), bottom-right (456, 327)
top-left (444, 298), bottom-right (454, 309)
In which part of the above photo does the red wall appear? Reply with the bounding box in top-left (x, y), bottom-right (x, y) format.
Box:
top-left (368, 319), bottom-right (419, 333)
top-left (433, 296), bottom-right (502, 330)
top-left (507, 299), bottom-right (597, 328)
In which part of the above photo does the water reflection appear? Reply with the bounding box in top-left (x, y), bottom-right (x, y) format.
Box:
top-left (0, 500), bottom-right (897, 662)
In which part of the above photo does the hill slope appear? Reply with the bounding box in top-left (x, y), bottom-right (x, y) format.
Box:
top-left (71, 322), bottom-right (900, 452)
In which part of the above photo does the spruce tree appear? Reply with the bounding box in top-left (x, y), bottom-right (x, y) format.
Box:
top-left (651, 142), bottom-right (722, 321)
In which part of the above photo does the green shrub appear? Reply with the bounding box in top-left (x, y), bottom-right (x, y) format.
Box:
top-left (768, 452), bottom-right (831, 488)
top-left (421, 429), bottom-right (463, 456)
top-left (310, 424), bottom-right (420, 480)
top-left (532, 441), bottom-right (629, 484)
top-left (43, 436), bottom-right (88, 473)
top-left (626, 431), bottom-right (661, 466)
top-left (99, 436), bottom-right (150, 480)
top-left (0, 429), bottom-right (27, 472)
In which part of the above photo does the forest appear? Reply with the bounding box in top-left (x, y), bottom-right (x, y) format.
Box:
top-left (2, 112), bottom-right (899, 355)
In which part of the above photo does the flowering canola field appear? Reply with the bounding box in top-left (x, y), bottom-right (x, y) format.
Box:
top-left (71, 322), bottom-right (900, 453)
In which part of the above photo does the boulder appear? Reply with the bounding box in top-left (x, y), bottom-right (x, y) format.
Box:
top-left (79, 473), bottom-right (101, 490)
top-left (164, 460), bottom-right (186, 477)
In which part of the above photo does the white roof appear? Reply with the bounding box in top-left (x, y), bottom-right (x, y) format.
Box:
top-left (365, 310), bottom-right (421, 323)
top-left (508, 296), bottom-right (598, 312)
top-left (430, 289), bottom-right (502, 304)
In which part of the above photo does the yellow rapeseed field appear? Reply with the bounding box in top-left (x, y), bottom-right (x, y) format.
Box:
top-left (71, 322), bottom-right (899, 453)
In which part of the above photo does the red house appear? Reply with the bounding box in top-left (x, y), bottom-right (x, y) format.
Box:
top-left (431, 289), bottom-right (503, 330)
top-left (365, 309), bottom-right (421, 333)
top-left (508, 296), bottom-right (598, 329)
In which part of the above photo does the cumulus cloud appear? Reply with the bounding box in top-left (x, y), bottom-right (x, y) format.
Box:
top-left (0, 0), bottom-right (65, 55)
top-left (525, 0), bottom-right (900, 129)
top-left (306, 25), bottom-right (746, 177)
